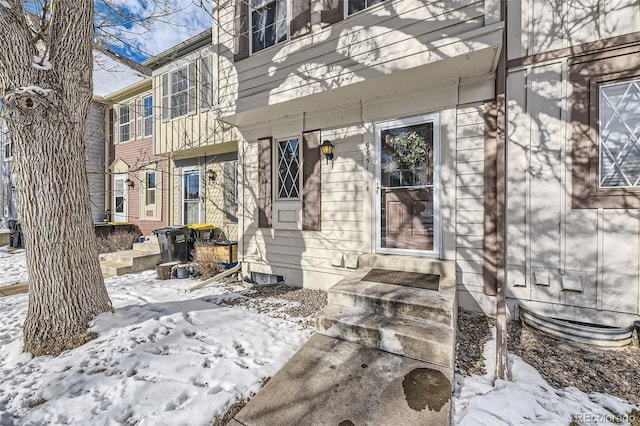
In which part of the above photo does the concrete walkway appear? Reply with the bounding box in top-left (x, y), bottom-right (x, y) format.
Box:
top-left (231, 334), bottom-right (452, 426)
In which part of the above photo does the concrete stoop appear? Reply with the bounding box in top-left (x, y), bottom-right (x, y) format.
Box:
top-left (100, 247), bottom-right (161, 277)
top-left (316, 257), bottom-right (457, 369)
top-left (232, 334), bottom-right (452, 426)
top-left (233, 255), bottom-right (457, 426)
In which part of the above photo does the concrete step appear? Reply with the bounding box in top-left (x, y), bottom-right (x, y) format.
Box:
top-left (316, 304), bottom-right (455, 368)
top-left (101, 250), bottom-right (160, 273)
top-left (358, 254), bottom-right (456, 290)
top-left (100, 260), bottom-right (133, 277)
top-left (328, 268), bottom-right (456, 326)
top-left (234, 334), bottom-right (453, 426)
top-left (132, 240), bottom-right (160, 253)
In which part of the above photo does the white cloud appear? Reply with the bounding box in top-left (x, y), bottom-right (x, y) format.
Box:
top-left (98, 0), bottom-right (212, 59)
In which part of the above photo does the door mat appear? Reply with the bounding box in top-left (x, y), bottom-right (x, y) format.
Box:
top-left (361, 269), bottom-right (439, 291)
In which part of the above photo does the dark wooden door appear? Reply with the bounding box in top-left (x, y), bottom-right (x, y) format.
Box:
top-left (382, 188), bottom-right (433, 250)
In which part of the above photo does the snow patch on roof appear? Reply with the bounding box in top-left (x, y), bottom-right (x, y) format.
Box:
top-left (93, 50), bottom-right (148, 98)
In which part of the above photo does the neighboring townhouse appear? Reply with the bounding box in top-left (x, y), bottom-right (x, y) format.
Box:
top-left (0, 118), bottom-right (15, 228)
top-left (104, 78), bottom-right (169, 235)
top-left (143, 29), bottom-right (239, 241)
top-left (0, 47), bottom-right (148, 227)
top-left (213, 0), bottom-right (502, 294)
top-left (503, 1), bottom-right (640, 327)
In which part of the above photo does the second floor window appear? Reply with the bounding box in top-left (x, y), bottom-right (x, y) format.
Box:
top-left (162, 64), bottom-right (196, 120)
top-left (119, 105), bottom-right (130, 142)
top-left (171, 67), bottom-right (189, 118)
top-left (143, 96), bottom-right (153, 137)
top-left (347, 0), bottom-right (386, 16)
top-left (251, 0), bottom-right (288, 53)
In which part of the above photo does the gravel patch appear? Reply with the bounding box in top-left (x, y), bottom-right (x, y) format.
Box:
top-left (212, 279), bottom-right (327, 329)
top-left (456, 309), bottom-right (640, 406)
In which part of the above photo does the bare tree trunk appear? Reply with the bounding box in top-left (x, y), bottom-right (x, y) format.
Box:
top-left (0, 1), bottom-right (113, 356)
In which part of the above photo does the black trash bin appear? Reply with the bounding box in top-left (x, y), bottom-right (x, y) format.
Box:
top-left (8, 220), bottom-right (23, 249)
top-left (153, 227), bottom-right (191, 263)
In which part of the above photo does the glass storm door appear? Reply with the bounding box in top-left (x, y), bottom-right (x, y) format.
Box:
top-left (113, 174), bottom-right (127, 222)
top-left (377, 115), bottom-right (439, 254)
top-left (183, 169), bottom-right (202, 225)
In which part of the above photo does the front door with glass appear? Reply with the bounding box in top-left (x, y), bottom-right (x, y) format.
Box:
top-left (377, 115), bottom-right (439, 254)
top-left (183, 169), bottom-right (202, 225)
top-left (113, 174), bottom-right (127, 222)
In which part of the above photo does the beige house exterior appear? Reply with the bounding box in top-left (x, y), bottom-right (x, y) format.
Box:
top-left (142, 0), bottom-right (640, 331)
top-left (211, 0), bottom-right (503, 295)
top-left (143, 30), bottom-right (239, 241)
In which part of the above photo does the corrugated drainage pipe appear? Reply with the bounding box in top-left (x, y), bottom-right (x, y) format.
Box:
top-left (519, 305), bottom-right (635, 348)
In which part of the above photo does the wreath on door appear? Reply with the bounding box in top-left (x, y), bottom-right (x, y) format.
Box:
top-left (385, 131), bottom-right (428, 169)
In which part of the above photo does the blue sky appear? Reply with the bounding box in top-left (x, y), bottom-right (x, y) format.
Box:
top-left (96, 0), bottom-right (212, 63)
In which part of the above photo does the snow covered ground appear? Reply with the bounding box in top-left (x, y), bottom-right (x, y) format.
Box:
top-left (0, 248), bottom-right (638, 425)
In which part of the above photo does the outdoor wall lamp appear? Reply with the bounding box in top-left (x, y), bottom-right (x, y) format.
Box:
top-left (206, 169), bottom-right (217, 182)
top-left (124, 178), bottom-right (134, 188)
top-left (321, 140), bottom-right (334, 164)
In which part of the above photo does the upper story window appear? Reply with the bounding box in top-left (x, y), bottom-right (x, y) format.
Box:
top-left (599, 79), bottom-right (640, 188)
top-left (171, 67), bottom-right (189, 117)
top-left (277, 137), bottom-right (300, 199)
top-left (346, 0), bottom-right (387, 16)
top-left (161, 63), bottom-right (196, 120)
top-left (119, 105), bottom-right (130, 142)
top-left (143, 95), bottom-right (153, 137)
top-left (251, 0), bottom-right (288, 53)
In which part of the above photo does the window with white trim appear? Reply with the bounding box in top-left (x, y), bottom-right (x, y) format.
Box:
top-left (119, 105), bottom-right (130, 142)
top-left (276, 138), bottom-right (300, 199)
top-left (251, 0), bottom-right (288, 54)
top-left (145, 171), bottom-right (156, 206)
top-left (346, 0), bottom-right (387, 16)
top-left (143, 95), bottom-right (153, 137)
top-left (162, 63), bottom-right (196, 120)
top-left (171, 67), bottom-right (189, 118)
top-left (599, 79), bottom-right (640, 188)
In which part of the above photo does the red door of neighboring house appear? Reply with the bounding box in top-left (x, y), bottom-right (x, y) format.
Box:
top-left (377, 115), bottom-right (439, 254)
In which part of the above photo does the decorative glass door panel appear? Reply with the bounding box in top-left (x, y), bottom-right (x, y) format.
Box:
top-left (379, 120), bottom-right (435, 251)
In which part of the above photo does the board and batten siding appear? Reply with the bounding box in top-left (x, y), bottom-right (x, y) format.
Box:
top-left (86, 101), bottom-right (106, 223)
top-left (217, 0), bottom-right (498, 117)
top-left (151, 45), bottom-right (237, 157)
top-left (455, 104), bottom-right (487, 308)
top-left (508, 0), bottom-right (640, 60)
top-left (241, 125), bottom-right (368, 288)
top-left (506, 62), bottom-right (640, 325)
